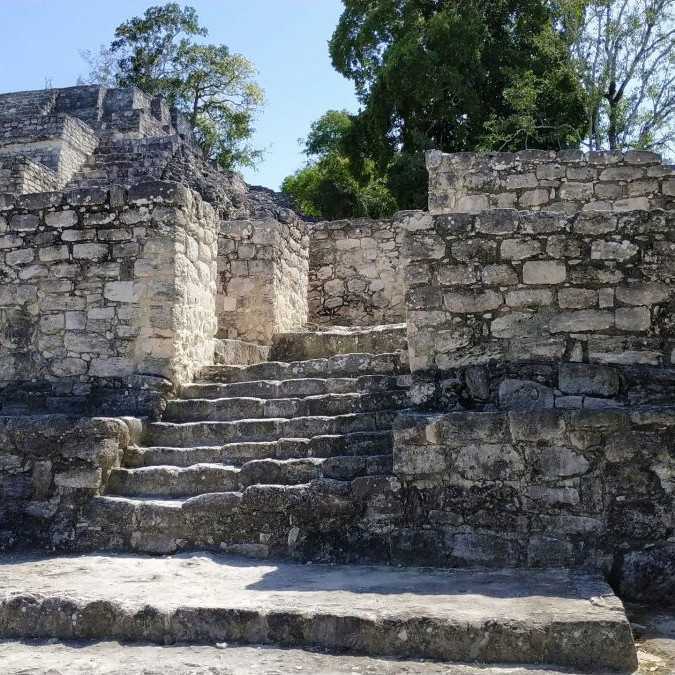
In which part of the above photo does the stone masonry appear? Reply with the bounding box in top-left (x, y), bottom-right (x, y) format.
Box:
top-left (0, 182), bottom-right (217, 417)
top-left (0, 84), bottom-right (673, 672)
top-left (427, 149), bottom-right (675, 214)
top-left (309, 217), bottom-right (406, 326)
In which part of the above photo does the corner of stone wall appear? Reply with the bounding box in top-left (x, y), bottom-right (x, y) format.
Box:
top-left (0, 180), bottom-right (217, 416)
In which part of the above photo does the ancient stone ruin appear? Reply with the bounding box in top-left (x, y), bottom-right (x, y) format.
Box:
top-left (0, 85), bottom-right (674, 673)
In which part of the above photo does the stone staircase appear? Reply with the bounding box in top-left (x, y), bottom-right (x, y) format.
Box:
top-left (80, 328), bottom-right (411, 556)
top-left (67, 135), bottom-right (182, 189)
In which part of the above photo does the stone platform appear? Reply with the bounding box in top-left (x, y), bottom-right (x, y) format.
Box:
top-left (0, 553), bottom-right (637, 673)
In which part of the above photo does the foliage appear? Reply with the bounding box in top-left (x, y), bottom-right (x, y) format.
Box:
top-left (329, 0), bottom-right (588, 156)
top-left (282, 110), bottom-right (397, 220)
top-left (560, 0), bottom-right (675, 153)
top-left (81, 3), bottom-right (264, 170)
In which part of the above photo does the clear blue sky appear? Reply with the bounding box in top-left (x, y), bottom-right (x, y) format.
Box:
top-left (0, 1), bottom-right (358, 189)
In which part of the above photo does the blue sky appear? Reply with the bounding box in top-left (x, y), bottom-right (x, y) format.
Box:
top-left (0, 1), bottom-right (358, 189)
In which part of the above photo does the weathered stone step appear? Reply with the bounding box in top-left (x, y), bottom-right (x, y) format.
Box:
top-left (270, 324), bottom-right (408, 361)
top-left (81, 479), bottom-right (355, 554)
top-left (165, 391), bottom-right (410, 423)
top-left (124, 431), bottom-right (394, 467)
top-left (0, 553), bottom-right (638, 673)
top-left (107, 463), bottom-right (240, 498)
top-left (144, 410), bottom-right (403, 447)
top-left (108, 455), bottom-right (394, 498)
top-left (181, 374), bottom-right (410, 400)
top-left (198, 352), bottom-right (408, 384)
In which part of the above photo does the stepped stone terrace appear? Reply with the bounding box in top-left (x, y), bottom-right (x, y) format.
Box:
top-left (0, 85), bottom-right (673, 674)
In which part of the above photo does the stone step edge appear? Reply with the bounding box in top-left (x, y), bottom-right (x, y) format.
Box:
top-left (179, 377), bottom-right (411, 400)
top-left (147, 409), bottom-right (411, 429)
top-left (171, 390), bottom-right (409, 405)
top-left (106, 455), bottom-right (392, 497)
top-left (124, 432), bottom-right (394, 467)
top-left (0, 568), bottom-right (637, 672)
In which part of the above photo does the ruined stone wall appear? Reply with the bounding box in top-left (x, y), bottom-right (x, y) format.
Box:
top-left (427, 150), bottom-right (675, 214)
top-left (0, 114), bottom-right (98, 188)
top-left (0, 415), bottom-right (133, 551)
top-left (217, 216), bottom-right (308, 344)
top-left (308, 218), bottom-right (406, 326)
top-left (390, 406), bottom-right (674, 601)
top-left (0, 157), bottom-right (58, 195)
top-left (403, 208), bottom-right (675, 408)
top-left (0, 181), bottom-right (216, 416)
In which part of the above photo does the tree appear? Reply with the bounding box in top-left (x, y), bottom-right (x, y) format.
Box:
top-left (561, 0), bottom-right (675, 152)
top-left (329, 0), bottom-right (588, 156)
top-left (81, 3), bottom-right (264, 170)
top-left (282, 110), bottom-right (397, 219)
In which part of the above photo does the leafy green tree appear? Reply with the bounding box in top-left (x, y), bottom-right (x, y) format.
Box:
top-left (82, 3), bottom-right (264, 170)
top-left (282, 110), bottom-right (397, 219)
top-left (329, 0), bottom-right (587, 166)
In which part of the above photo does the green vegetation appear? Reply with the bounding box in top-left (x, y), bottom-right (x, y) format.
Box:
top-left (284, 0), bottom-right (673, 219)
top-left (82, 3), bottom-right (264, 170)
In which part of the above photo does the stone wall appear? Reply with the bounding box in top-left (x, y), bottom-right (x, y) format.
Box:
top-left (390, 406), bottom-right (674, 602)
top-left (427, 150), bottom-right (675, 215)
top-left (0, 181), bottom-right (217, 416)
top-left (403, 208), bottom-right (675, 408)
top-left (217, 215), bottom-right (308, 344)
top-left (0, 156), bottom-right (58, 196)
top-left (0, 415), bottom-right (134, 551)
top-left (309, 217), bottom-right (406, 326)
top-left (0, 114), bottom-right (98, 189)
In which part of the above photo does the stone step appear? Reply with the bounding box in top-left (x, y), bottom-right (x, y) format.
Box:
top-left (0, 553), bottom-right (638, 673)
top-left (270, 323), bottom-right (408, 361)
top-left (108, 455), bottom-right (393, 498)
top-left (0, 639), bottom-right (586, 675)
top-left (198, 352), bottom-right (408, 384)
top-left (124, 431), bottom-right (394, 467)
top-left (181, 374), bottom-right (410, 400)
top-left (107, 463), bottom-right (241, 498)
top-left (164, 391), bottom-right (410, 423)
top-left (214, 338), bottom-right (270, 365)
top-left (81, 479), bottom-right (356, 555)
top-left (144, 410), bottom-right (403, 447)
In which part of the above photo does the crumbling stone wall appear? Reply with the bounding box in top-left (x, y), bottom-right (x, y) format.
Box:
top-left (217, 216), bottom-right (309, 344)
top-left (0, 181), bottom-right (216, 415)
top-left (0, 157), bottom-right (58, 195)
top-left (0, 114), bottom-right (98, 189)
top-left (0, 415), bottom-right (133, 551)
top-left (427, 150), bottom-right (675, 214)
top-left (309, 218), bottom-right (406, 326)
top-left (403, 208), bottom-right (675, 407)
top-left (390, 406), bottom-right (674, 602)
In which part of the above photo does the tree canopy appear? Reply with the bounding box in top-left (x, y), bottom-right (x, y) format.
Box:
top-left (81, 3), bottom-right (264, 170)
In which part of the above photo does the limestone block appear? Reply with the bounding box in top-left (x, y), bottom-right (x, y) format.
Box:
top-left (500, 239), bottom-right (541, 261)
top-left (45, 211), bottom-right (77, 229)
top-left (443, 289), bottom-right (503, 313)
top-left (104, 281), bottom-right (135, 303)
top-left (5, 248), bottom-right (34, 266)
top-left (590, 240), bottom-right (639, 261)
top-left (10, 214), bottom-right (40, 231)
top-left (522, 261), bottom-right (566, 285)
top-left (599, 166), bottom-right (644, 181)
top-left (481, 264), bottom-right (518, 286)
top-left (615, 283), bottom-right (670, 306)
top-left (73, 243), bottom-right (108, 260)
top-left (54, 468), bottom-right (102, 489)
top-left (436, 264), bottom-right (478, 286)
top-left (558, 288), bottom-right (597, 309)
top-left (549, 310), bottom-right (613, 333)
top-left (559, 363), bottom-right (620, 396)
top-left (615, 306), bottom-right (651, 332)
top-left (505, 288), bottom-right (554, 308)
top-left (559, 182), bottom-right (594, 200)
top-left (519, 189), bottom-right (551, 207)
top-left (498, 379), bottom-right (554, 409)
top-left (39, 245), bottom-right (69, 262)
